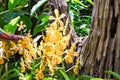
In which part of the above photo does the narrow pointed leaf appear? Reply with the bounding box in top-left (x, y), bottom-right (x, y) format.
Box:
top-left (87, 0), bottom-right (94, 5)
top-left (105, 71), bottom-right (120, 79)
top-left (31, 0), bottom-right (47, 16)
top-left (74, 0), bottom-right (88, 8)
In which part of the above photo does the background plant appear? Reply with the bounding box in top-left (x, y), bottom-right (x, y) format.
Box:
top-left (0, 0), bottom-right (48, 36)
top-left (67, 0), bottom-right (93, 36)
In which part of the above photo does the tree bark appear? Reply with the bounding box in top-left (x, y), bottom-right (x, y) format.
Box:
top-left (48, 0), bottom-right (120, 79)
top-left (80, 0), bottom-right (120, 78)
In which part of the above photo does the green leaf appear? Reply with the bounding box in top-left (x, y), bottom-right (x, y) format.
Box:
top-left (0, 17), bottom-right (4, 28)
top-left (74, 0), bottom-right (88, 8)
top-left (0, 7), bottom-right (3, 12)
top-left (33, 23), bottom-right (47, 35)
top-left (4, 16), bottom-right (20, 33)
top-left (8, 0), bottom-right (28, 10)
top-left (8, 0), bottom-right (15, 10)
top-left (78, 75), bottom-right (93, 80)
top-left (59, 69), bottom-right (70, 80)
top-left (105, 71), bottom-right (120, 79)
top-left (0, 66), bottom-right (3, 76)
top-left (33, 12), bottom-right (49, 35)
top-left (4, 11), bottom-right (27, 23)
top-left (38, 12), bottom-right (49, 22)
top-left (80, 24), bottom-right (87, 29)
top-left (87, 0), bottom-right (94, 5)
top-left (9, 16), bottom-right (20, 26)
top-left (43, 77), bottom-right (53, 80)
top-left (30, 0), bottom-right (47, 16)
top-left (69, 10), bottom-right (74, 27)
top-left (66, 0), bottom-right (70, 2)
top-left (16, 0), bottom-right (28, 6)
top-left (69, 10), bottom-right (74, 22)
top-left (90, 78), bottom-right (103, 80)
top-left (6, 72), bottom-right (19, 80)
top-left (0, 68), bottom-right (20, 80)
top-left (20, 16), bottom-right (32, 30)
top-left (25, 74), bottom-right (32, 80)
top-left (67, 72), bottom-right (77, 80)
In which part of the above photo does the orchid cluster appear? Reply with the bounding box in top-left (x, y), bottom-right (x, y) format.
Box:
top-left (0, 9), bottom-right (80, 80)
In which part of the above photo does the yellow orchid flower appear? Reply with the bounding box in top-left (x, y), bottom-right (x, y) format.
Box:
top-left (40, 63), bottom-right (45, 71)
top-left (10, 41), bottom-right (19, 52)
top-left (49, 9), bottom-right (66, 27)
top-left (73, 59), bottom-right (80, 74)
top-left (51, 55), bottom-right (62, 65)
top-left (65, 54), bottom-right (73, 63)
top-left (20, 61), bottom-right (25, 73)
top-left (17, 21), bottom-right (26, 31)
top-left (64, 42), bottom-right (78, 64)
top-left (0, 58), bottom-right (4, 64)
top-left (73, 65), bottom-right (79, 75)
top-left (36, 70), bottom-right (44, 80)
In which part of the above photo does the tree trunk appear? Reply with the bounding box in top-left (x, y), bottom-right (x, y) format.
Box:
top-left (80, 0), bottom-right (120, 78)
top-left (48, 0), bottom-right (120, 79)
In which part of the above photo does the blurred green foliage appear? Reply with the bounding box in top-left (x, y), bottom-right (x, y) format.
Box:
top-left (67, 0), bottom-right (93, 36)
top-left (0, 0), bottom-right (48, 35)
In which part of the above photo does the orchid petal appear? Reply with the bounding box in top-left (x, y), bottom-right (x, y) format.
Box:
top-left (59, 13), bottom-right (66, 19)
top-left (65, 18), bottom-right (69, 26)
top-left (49, 16), bottom-right (56, 20)
top-left (58, 20), bottom-right (64, 27)
top-left (54, 9), bottom-right (59, 18)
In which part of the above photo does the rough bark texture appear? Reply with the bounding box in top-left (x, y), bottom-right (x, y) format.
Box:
top-left (80, 0), bottom-right (120, 78)
top-left (48, 0), bottom-right (120, 79)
